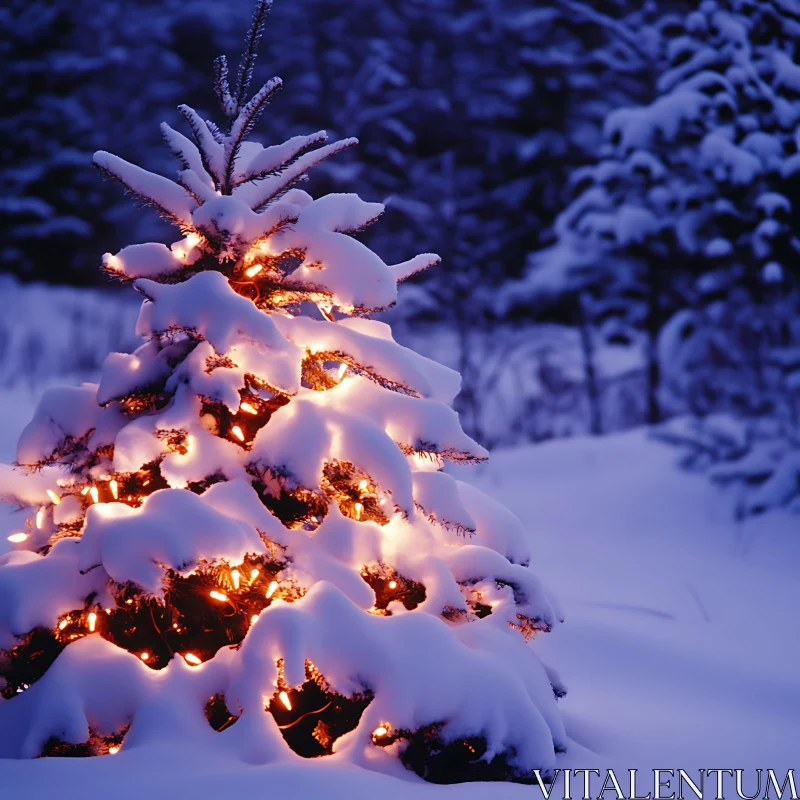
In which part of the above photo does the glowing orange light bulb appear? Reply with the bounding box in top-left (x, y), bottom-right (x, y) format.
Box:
top-left (245, 264), bottom-right (263, 278)
top-left (108, 746), bottom-right (120, 755)
top-left (388, 580), bottom-right (397, 590)
top-left (109, 479), bottom-right (119, 500)
top-left (184, 653), bottom-right (201, 666)
top-left (279, 691), bottom-right (292, 711)
top-left (239, 402), bottom-right (257, 414)
top-left (231, 570), bottom-right (240, 590)
top-left (90, 486), bottom-right (99, 504)
top-left (36, 509), bottom-right (44, 529)
top-left (373, 726), bottom-right (389, 738)
top-left (140, 652), bottom-right (150, 662)
top-left (7, 533), bottom-right (27, 543)
top-left (46, 490), bottom-right (61, 505)
top-left (266, 581), bottom-right (278, 599)
top-left (87, 612), bottom-right (97, 632)
top-left (231, 426), bottom-right (245, 442)
top-left (209, 590), bottom-right (228, 602)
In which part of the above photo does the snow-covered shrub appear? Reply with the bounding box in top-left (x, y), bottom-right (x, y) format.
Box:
top-left (655, 276), bottom-right (800, 517)
top-left (654, 412), bottom-right (800, 517)
top-left (0, 2), bottom-right (566, 784)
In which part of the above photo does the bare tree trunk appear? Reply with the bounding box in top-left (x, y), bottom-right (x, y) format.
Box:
top-left (645, 261), bottom-right (662, 425)
top-left (577, 292), bottom-right (602, 435)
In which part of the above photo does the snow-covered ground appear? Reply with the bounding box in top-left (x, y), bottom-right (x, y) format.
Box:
top-left (0, 387), bottom-right (797, 798)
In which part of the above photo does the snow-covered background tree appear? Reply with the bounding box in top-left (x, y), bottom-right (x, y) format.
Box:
top-left (508, 0), bottom-right (800, 425)
top-left (0, 1), bottom-right (565, 783)
top-left (0, 0), bottom-right (242, 284)
top-left (498, 0), bottom-right (800, 513)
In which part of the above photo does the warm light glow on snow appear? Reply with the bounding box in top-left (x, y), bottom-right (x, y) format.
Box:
top-left (209, 591), bottom-right (228, 602)
top-left (279, 691), bottom-right (292, 711)
top-left (266, 580), bottom-right (278, 599)
top-left (87, 612), bottom-right (97, 632)
top-left (7, 533), bottom-right (27, 543)
top-left (105, 254), bottom-right (122, 272)
top-left (231, 425), bottom-right (245, 441)
top-left (46, 490), bottom-right (61, 505)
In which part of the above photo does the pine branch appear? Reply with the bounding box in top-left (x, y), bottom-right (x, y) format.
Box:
top-left (554, 0), bottom-right (651, 64)
top-left (178, 169), bottom-right (217, 204)
top-left (223, 77), bottom-right (283, 192)
top-left (414, 502), bottom-right (476, 536)
top-left (232, 131), bottom-right (328, 189)
top-left (234, 0), bottom-right (272, 116)
top-left (248, 211), bottom-right (299, 248)
top-left (160, 123), bottom-right (214, 187)
top-left (177, 105), bottom-right (225, 187)
top-left (206, 119), bottom-right (227, 145)
top-left (247, 138), bottom-right (358, 212)
top-left (213, 56), bottom-right (237, 118)
top-left (93, 151), bottom-right (196, 225)
top-left (304, 350), bottom-right (422, 398)
top-left (396, 441), bottom-right (488, 465)
top-left (389, 254), bottom-right (441, 283)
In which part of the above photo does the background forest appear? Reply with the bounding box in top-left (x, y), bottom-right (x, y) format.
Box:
top-left (2, 0), bottom-right (799, 516)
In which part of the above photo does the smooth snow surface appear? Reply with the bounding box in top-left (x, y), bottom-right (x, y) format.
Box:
top-left (1, 404), bottom-right (797, 797)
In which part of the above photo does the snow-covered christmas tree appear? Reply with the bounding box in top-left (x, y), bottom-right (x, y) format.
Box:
top-left (0, 0), bottom-right (565, 783)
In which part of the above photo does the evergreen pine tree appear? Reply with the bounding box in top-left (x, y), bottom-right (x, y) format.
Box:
top-left (0, 2), bottom-right (565, 783)
top-left (509, 0), bottom-right (800, 430)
